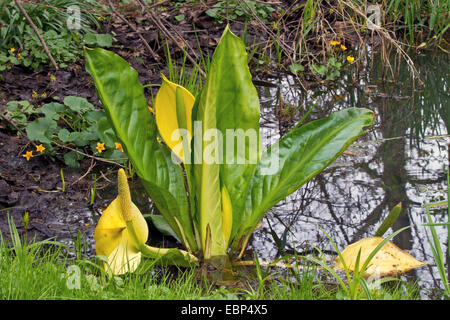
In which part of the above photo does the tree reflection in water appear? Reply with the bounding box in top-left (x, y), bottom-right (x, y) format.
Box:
top-left (251, 51), bottom-right (449, 298)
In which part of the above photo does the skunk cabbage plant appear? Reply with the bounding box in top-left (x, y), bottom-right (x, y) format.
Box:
top-left (86, 26), bottom-right (374, 273)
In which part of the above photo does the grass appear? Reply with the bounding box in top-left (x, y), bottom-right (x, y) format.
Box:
top-left (382, 0), bottom-right (450, 44)
top-left (0, 0), bottom-right (108, 71)
top-left (0, 214), bottom-right (221, 300)
top-left (163, 40), bottom-right (205, 97)
top-left (0, 0), bottom-right (101, 49)
top-left (300, 225), bottom-right (421, 300)
top-left (423, 170), bottom-right (450, 299)
top-left (0, 212), bottom-right (422, 300)
top-left (237, 0), bottom-right (449, 83)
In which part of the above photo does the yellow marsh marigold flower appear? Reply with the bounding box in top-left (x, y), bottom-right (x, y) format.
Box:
top-left (330, 40), bottom-right (341, 46)
top-left (23, 151), bottom-right (33, 161)
top-left (17, 53), bottom-right (22, 60)
top-left (347, 56), bottom-right (355, 63)
top-left (340, 44), bottom-right (347, 51)
top-left (96, 142), bottom-right (106, 153)
top-left (36, 144), bottom-right (45, 153)
top-left (10, 48), bottom-right (15, 53)
top-left (115, 142), bottom-right (124, 152)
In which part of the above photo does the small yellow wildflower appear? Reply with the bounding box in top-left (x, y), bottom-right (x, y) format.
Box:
top-left (50, 74), bottom-right (56, 82)
top-left (148, 106), bottom-right (155, 114)
top-left (330, 40), bottom-right (341, 46)
top-left (347, 56), bottom-right (355, 63)
top-left (40, 92), bottom-right (47, 98)
top-left (97, 16), bottom-right (102, 21)
top-left (36, 144), bottom-right (45, 153)
top-left (340, 44), bottom-right (347, 51)
top-left (10, 48), bottom-right (15, 53)
top-left (22, 151), bottom-right (33, 161)
top-left (96, 142), bottom-right (106, 153)
top-left (31, 90), bottom-right (38, 99)
top-left (320, 80), bottom-right (325, 84)
top-left (115, 142), bottom-right (124, 152)
top-left (17, 53), bottom-right (22, 60)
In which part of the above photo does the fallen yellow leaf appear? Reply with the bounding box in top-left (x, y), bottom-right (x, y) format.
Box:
top-left (334, 237), bottom-right (428, 278)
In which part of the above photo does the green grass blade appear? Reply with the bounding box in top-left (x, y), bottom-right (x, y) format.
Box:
top-left (375, 202), bottom-right (402, 237)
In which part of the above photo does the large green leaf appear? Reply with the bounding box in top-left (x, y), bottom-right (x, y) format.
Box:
top-left (192, 26), bottom-right (260, 255)
top-left (192, 77), bottom-right (223, 257)
top-left (84, 47), bottom-right (197, 253)
top-left (233, 108), bottom-right (374, 247)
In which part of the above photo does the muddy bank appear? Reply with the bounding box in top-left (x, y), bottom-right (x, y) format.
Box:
top-left (0, 130), bottom-right (99, 242)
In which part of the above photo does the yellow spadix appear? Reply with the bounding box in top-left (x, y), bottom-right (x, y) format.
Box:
top-left (334, 237), bottom-right (429, 278)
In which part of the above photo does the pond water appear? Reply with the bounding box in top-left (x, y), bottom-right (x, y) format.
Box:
top-left (251, 50), bottom-right (449, 299)
top-left (48, 49), bottom-right (448, 299)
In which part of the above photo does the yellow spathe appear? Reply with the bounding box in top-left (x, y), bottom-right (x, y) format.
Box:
top-left (155, 75), bottom-right (195, 161)
top-left (94, 170), bottom-right (148, 275)
top-left (334, 237), bottom-right (428, 278)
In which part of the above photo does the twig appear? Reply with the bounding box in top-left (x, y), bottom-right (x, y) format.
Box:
top-left (99, 170), bottom-right (113, 183)
top-left (107, 0), bottom-right (160, 62)
top-left (235, 0), bottom-right (310, 91)
top-left (135, 0), bottom-right (171, 11)
top-left (70, 157), bottom-right (95, 186)
top-left (237, 0), bottom-right (294, 57)
top-left (53, 141), bottom-right (127, 167)
top-left (150, 13), bottom-right (206, 77)
top-left (135, 0), bottom-right (206, 77)
top-left (0, 112), bottom-right (38, 149)
top-left (13, 0), bottom-right (59, 70)
top-left (335, 0), bottom-right (421, 83)
top-left (145, 0), bottom-right (171, 10)
top-left (232, 259), bottom-right (322, 269)
top-left (237, 233), bottom-right (251, 260)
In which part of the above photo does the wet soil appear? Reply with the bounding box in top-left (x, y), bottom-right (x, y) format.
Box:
top-left (0, 130), bottom-right (93, 241)
top-left (0, 2), bottom-right (281, 248)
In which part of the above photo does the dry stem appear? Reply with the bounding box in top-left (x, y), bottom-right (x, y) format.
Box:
top-left (107, 0), bottom-right (160, 62)
top-left (13, 0), bottom-right (59, 70)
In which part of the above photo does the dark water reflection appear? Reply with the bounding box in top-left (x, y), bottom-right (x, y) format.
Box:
top-left (251, 51), bottom-right (449, 299)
